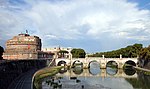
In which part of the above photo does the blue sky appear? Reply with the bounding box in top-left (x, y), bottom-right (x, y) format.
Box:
top-left (1, 0), bottom-right (150, 53)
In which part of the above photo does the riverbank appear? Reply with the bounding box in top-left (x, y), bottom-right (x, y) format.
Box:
top-left (33, 66), bottom-right (63, 89)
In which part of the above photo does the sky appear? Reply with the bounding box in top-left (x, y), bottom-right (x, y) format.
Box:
top-left (0, 0), bottom-right (150, 53)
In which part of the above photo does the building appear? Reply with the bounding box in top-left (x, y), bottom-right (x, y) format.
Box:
top-left (42, 47), bottom-right (72, 59)
top-left (3, 33), bottom-right (53, 60)
top-left (42, 47), bottom-right (72, 53)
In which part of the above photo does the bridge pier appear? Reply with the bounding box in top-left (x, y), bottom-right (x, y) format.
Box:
top-left (83, 63), bottom-right (88, 69)
top-left (101, 69), bottom-right (107, 77)
top-left (100, 58), bottom-right (107, 69)
top-left (118, 62), bottom-right (124, 69)
top-left (100, 64), bottom-right (107, 69)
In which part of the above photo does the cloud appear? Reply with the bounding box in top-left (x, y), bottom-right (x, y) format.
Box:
top-left (45, 34), bottom-right (58, 39)
top-left (1, 0), bottom-right (150, 52)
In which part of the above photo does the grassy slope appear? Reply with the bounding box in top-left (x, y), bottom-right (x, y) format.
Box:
top-left (33, 66), bottom-right (63, 89)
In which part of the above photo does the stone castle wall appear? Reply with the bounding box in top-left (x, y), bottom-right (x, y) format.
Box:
top-left (3, 33), bottom-right (42, 60)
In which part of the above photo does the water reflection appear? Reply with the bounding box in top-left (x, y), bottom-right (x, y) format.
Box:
top-left (42, 66), bottom-right (150, 89)
top-left (72, 60), bottom-right (83, 68)
top-left (89, 62), bottom-right (100, 75)
top-left (59, 67), bottom-right (67, 74)
top-left (73, 66), bottom-right (83, 75)
top-left (126, 72), bottom-right (150, 89)
top-left (106, 67), bottom-right (118, 75)
top-left (58, 67), bottom-right (136, 77)
top-left (123, 68), bottom-right (136, 76)
top-left (123, 61), bottom-right (136, 76)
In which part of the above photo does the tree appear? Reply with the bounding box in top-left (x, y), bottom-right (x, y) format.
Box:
top-left (138, 46), bottom-right (150, 67)
top-left (71, 48), bottom-right (86, 58)
top-left (0, 46), bottom-right (4, 60)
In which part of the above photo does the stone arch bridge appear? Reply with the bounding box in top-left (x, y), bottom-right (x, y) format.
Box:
top-left (55, 57), bottom-right (138, 69)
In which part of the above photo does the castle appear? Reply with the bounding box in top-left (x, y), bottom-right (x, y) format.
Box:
top-left (3, 33), bottom-right (53, 60)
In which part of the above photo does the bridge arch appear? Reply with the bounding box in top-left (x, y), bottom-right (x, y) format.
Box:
top-left (124, 60), bottom-right (136, 67)
top-left (88, 60), bottom-right (100, 68)
top-left (57, 60), bottom-right (66, 66)
top-left (72, 60), bottom-right (83, 68)
top-left (123, 60), bottom-right (136, 76)
top-left (106, 60), bottom-right (119, 69)
top-left (88, 60), bottom-right (100, 75)
top-left (56, 58), bottom-right (70, 66)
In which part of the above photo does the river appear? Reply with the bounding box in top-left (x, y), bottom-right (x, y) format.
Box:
top-left (42, 62), bottom-right (150, 89)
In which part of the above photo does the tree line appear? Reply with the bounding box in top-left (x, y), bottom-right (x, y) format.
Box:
top-left (88, 43), bottom-right (150, 68)
top-left (89, 44), bottom-right (143, 58)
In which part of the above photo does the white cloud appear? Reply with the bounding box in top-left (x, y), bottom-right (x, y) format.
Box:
top-left (1, 0), bottom-right (150, 52)
top-left (126, 35), bottom-right (149, 41)
top-left (45, 34), bottom-right (58, 39)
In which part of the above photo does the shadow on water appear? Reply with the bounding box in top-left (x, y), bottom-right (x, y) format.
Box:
top-left (123, 60), bottom-right (136, 76)
top-left (123, 67), bottom-right (136, 76)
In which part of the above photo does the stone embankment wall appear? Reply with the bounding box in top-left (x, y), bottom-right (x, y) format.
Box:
top-left (0, 60), bottom-right (47, 89)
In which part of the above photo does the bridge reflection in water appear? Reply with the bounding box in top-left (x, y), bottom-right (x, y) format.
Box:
top-left (43, 63), bottom-right (150, 89)
top-left (42, 68), bottom-right (138, 89)
top-left (57, 67), bottom-right (137, 78)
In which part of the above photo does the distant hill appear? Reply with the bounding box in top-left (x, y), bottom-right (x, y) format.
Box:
top-left (89, 43), bottom-right (143, 58)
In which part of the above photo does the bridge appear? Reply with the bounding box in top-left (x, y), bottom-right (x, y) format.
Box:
top-left (55, 55), bottom-right (138, 69)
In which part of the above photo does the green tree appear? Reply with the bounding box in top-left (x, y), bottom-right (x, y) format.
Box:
top-left (71, 48), bottom-right (86, 58)
top-left (90, 43), bottom-right (143, 58)
top-left (138, 46), bottom-right (150, 67)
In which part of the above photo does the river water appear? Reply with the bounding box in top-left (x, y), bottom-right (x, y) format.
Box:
top-left (42, 62), bottom-right (150, 89)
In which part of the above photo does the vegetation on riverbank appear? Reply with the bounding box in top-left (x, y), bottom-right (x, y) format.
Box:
top-left (89, 43), bottom-right (142, 58)
top-left (33, 66), bottom-right (63, 89)
top-left (138, 45), bottom-right (150, 69)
